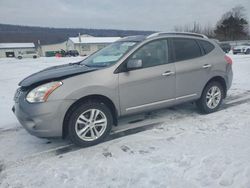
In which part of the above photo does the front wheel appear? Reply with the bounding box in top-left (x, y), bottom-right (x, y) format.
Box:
top-left (196, 82), bottom-right (224, 114)
top-left (68, 101), bottom-right (113, 147)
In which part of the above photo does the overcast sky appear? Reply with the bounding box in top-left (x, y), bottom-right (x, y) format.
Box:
top-left (0, 0), bottom-right (249, 31)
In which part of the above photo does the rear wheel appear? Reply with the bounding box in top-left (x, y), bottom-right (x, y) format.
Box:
top-left (196, 82), bottom-right (224, 114)
top-left (68, 101), bottom-right (113, 147)
top-left (17, 56), bottom-right (22, 59)
top-left (245, 49), bottom-right (250, 54)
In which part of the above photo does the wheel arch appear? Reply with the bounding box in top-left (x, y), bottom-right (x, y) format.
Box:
top-left (62, 94), bottom-right (118, 138)
top-left (203, 76), bottom-right (227, 98)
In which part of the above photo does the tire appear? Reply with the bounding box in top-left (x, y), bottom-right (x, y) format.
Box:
top-left (196, 81), bottom-right (224, 114)
top-left (68, 101), bottom-right (113, 147)
top-left (245, 49), bottom-right (250, 55)
top-left (17, 56), bottom-right (22, 59)
top-left (233, 52), bottom-right (237, 55)
top-left (33, 55), bottom-right (37, 59)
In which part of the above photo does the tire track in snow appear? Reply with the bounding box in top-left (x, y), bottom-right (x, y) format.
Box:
top-left (225, 90), bottom-right (250, 101)
top-left (0, 126), bottom-right (22, 135)
top-left (2, 122), bottom-right (163, 171)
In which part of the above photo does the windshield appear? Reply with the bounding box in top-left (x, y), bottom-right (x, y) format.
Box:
top-left (81, 41), bottom-right (138, 67)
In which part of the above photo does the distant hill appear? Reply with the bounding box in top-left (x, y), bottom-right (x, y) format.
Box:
top-left (0, 23), bottom-right (154, 45)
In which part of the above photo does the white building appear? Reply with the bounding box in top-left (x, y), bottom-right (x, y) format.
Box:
top-left (0, 43), bottom-right (36, 58)
top-left (66, 36), bottom-right (121, 56)
top-left (39, 35), bottom-right (121, 57)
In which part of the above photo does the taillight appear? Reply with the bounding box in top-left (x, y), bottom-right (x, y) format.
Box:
top-left (225, 55), bottom-right (233, 65)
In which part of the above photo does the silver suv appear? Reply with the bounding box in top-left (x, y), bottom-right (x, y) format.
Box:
top-left (13, 32), bottom-right (233, 147)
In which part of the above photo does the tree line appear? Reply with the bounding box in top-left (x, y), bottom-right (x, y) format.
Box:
top-left (174, 6), bottom-right (249, 41)
top-left (0, 24), bottom-right (153, 45)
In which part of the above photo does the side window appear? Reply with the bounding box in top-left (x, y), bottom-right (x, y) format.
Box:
top-left (173, 38), bottom-right (202, 61)
top-left (198, 40), bottom-right (215, 54)
top-left (129, 40), bottom-right (168, 68)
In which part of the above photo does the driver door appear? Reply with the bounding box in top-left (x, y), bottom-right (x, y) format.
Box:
top-left (118, 39), bottom-right (176, 115)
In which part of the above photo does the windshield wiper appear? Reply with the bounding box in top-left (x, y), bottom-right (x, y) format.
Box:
top-left (84, 64), bottom-right (108, 67)
top-left (69, 61), bottom-right (81, 66)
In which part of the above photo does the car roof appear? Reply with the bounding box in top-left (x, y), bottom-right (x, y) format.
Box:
top-left (117, 32), bottom-right (210, 43)
top-left (147, 32), bottom-right (208, 39)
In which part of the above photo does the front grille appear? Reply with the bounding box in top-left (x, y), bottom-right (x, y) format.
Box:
top-left (14, 88), bottom-right (23, 103)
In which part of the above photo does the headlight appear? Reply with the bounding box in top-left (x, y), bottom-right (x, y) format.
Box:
top-left (26, 81), bottom-right (63, 103)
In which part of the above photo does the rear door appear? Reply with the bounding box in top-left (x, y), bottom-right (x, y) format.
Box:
top-left (118, 39), bottom-right (176, 115)
top-left (171, 38), bottom-right (211, 102)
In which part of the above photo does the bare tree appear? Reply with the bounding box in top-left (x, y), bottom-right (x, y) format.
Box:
top-left (174, 22), bottom-right (215, 38)
top-left (203, 23), bottom-right (215, 38)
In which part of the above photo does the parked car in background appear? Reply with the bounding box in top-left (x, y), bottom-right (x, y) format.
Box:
top-left (55, 50), bottom-right (79, 57)
top-left (233, 44), bottom-right (250, 54)
top-left (219, 43), bottom-right (231, 53)
top-left (17, 50), bottom-right (39, 59)
top-left (65, 50), bottom-right (79, 57)
top-left (13, 32), bottom-right (233, 147)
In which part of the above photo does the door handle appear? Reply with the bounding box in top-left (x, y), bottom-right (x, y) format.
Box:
top-left (162, 71), bottom-right (175, 76)
top-left (203, 64), bottom-right (212, 69)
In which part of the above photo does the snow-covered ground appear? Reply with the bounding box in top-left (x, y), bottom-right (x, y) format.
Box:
top-left (0, 54), bottom-right (250, 188)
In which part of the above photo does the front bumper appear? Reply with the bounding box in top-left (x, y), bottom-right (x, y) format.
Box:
top-left (13, 89), bottom-right (75, 138)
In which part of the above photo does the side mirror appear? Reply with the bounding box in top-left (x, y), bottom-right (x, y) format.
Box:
top-left (127, 59), bottom-right (142, 70)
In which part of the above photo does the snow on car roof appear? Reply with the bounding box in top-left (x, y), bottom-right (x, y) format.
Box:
top-left (69, 37), bottom-right (121, 44)
top-left (0, 43), bottom-right (35, 49)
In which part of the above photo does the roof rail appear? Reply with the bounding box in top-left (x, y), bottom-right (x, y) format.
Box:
top-left (147, 32), bottom-right (208, 39)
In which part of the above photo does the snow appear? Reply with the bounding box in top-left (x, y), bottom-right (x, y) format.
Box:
top-left (0, 43), bottom-right (35, 49)
top-left (0, 54), bottom-right (250, 188)
top-left (69, 37), bottom-right (121, 44)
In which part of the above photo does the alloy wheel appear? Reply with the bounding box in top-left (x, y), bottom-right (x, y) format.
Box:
top-left (206, 86), bottom-right (222, 109)
top-left (75, 109), bottom-right (107, 141)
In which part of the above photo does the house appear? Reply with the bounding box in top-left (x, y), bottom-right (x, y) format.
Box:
top-left (66, 36), bottom-right (121, 56)
top-left (0, 43), bottom-right (36, 58)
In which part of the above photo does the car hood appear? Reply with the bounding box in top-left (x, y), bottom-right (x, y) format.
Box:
top-left (19, 62), bottom-right (98, 87)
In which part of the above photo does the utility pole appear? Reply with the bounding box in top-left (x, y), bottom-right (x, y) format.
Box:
top-left (37, 40), bottom-right (42, 56)
top-left (78, 33), bottom-right (82, 55)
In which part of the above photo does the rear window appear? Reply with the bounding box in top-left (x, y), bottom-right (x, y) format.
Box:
top-left (198, 40), bottom-right (215, 54)
top-left (172, 38), bottom-right (202, 62)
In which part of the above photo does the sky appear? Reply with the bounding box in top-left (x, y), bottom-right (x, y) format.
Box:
top-left (0, 0), bottom-right (249, 31)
